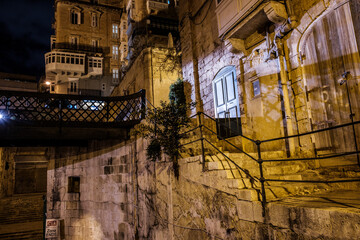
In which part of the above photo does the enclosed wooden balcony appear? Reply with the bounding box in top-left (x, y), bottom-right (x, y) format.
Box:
top-left (216, 0), bottom-right (288, 39)
top-left (45, 52), bottom-right (86, 74)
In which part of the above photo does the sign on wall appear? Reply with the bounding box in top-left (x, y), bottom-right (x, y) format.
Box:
top-left (45, 219), bottom-right (59, 238)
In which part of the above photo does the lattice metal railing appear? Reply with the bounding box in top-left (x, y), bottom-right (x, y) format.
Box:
top-left (0, 90), bottom-right (145, 128)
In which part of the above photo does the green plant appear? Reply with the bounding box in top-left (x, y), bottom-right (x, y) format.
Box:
top-left (132, 79), bottom-right (194, 178)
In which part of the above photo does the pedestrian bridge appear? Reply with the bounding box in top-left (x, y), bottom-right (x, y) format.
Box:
top-left (0, 90), bottom-right (145, 146)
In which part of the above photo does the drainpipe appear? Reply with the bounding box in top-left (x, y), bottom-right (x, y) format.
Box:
top-left (239, 57), bottom-right (248, 150)
top-left (187, 2), bottom-right (203, 115)
top-left (276, 38), bottom-right (296, 156)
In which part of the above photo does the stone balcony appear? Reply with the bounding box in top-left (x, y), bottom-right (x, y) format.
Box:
top-left (146, 0), bottom-right (169, 14)
top-left (216, 0), bottom-right (288, 39)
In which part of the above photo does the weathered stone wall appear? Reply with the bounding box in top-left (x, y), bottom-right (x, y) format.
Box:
top-left (133, 141), bottom-right (360, 240)
top-left (113, 47), bottom-right (182, 106)
top-left (0, 148), bottom-right (13, 198)
top-left (44, 135), bottom-right (360, 240)
top-left (46, 140), bottom-right (136, 240)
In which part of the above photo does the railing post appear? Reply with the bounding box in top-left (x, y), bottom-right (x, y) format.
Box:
top-left (59, 99), bottom-right (63, 133)
top-left (106, 100), bottom-right (110, 123)
top-left (140, 89), bottom-right (146, 120)
top-left (343, 73), bottom-right (360, 166)
top-left (198, 112), bottom-right (206, 171)
top-left (256, 140), bottom-right (267, 218)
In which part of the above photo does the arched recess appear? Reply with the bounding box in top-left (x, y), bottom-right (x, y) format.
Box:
top-left (299, 1), bottom-right (360, 154)
top-left (212, 66), bottom-right (241, 138)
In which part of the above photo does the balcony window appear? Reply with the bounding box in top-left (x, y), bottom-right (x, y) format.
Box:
top-left (113, 69), bottom-right (119, 82)
top-left (91, 14), bottom-right (98, 27)
top-left (89, 58), bottom-right (102, 68)
top-left (112, 24), bottom-right (119, 38)
top-left (112, 45), bottom-right (119, 60)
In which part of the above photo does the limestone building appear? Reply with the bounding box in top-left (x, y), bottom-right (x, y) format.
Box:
top-left (44, 0), bottom-right (127, 96)
top-left (112, 0), bottom-right (181, 106)
top-left (179, 0), bottom-right (360, 155)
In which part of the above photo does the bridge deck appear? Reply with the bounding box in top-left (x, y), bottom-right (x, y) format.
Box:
top-left (0, 90), bottom-right (145, 146)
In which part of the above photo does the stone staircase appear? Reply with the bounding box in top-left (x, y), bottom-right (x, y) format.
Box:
top-left (203, 151), bottom-right (360, 201)
top-left (180, 119), bottom-right (360, 202)
top-left (0, 193), bottom-right (44, 239)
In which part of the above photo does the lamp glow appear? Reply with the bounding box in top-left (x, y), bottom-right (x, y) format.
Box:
top-left (45, 81), bottom-right (51, 86)
top-left (0, 113), bottom-right (3, 120)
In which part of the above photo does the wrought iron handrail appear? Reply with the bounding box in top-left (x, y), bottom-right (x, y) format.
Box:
top-left (0, 89), bottom-right (146, 128)
top-left (182, 111), bottom-right (360, 218)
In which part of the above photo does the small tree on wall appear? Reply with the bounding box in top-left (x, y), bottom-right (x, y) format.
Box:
top-left (133, 79), bottom-right (194, 178)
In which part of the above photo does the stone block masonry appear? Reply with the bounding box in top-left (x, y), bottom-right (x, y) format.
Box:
top-left (46, 140), bottom-right (135, 240)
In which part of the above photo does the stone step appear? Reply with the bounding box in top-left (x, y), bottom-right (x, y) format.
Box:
top-left (256, 178), bottom-right (360, 201)
top-left (206, 161), bottom-right (307, 177)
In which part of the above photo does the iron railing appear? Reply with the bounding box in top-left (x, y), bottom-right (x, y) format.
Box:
top-left (0, 89), bottom-right (146, 128)
top-left (181, 112), bottom-right (360, 218)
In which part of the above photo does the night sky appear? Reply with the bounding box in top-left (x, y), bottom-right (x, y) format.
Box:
top-left (0, 0), bottom-right (53, 79)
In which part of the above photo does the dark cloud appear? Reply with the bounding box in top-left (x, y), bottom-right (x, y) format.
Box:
top-left (0, 0), bottom-right (53, 78)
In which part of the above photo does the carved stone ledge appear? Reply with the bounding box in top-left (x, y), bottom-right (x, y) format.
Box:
top-left (225, 38), bottom-right (248, 55)
top-left (264, 1), bottom-right (288, 25)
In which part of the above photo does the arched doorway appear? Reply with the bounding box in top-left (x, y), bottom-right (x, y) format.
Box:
top-left (300, 2), bottom-right (360, 155)
top-left (212, 66), bottom-right (241, 138)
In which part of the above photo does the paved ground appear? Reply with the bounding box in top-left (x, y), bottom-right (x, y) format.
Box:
top-left (0, 193), bottom-right (44, 239)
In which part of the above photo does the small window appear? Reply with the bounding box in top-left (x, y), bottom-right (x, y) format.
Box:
top-left (252, 79), bottom-right (261, 98)
top-left (112, 24), bottom-right (119, 38)
top-left (70, 11), bottom-right (81, 24)
top-left (69, 82), bottom-right (77, 93)
top-left (68, 176), bottom-right (80, 193)
top-left (112, 45), bottom-right (119, 60)
top-left (113, 69), bottom-right (119, 79)
top-left (91, 14), bottom-right (98, 27)
top-left (91, 39), bottom-right (99, 50)
top-left (70, 36), bottom-right (79, 46)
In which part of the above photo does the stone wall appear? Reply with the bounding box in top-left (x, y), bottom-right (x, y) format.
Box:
top-left (113, 47), bottom-right (182, 106)
top-left (43, 135), bottom-right (360, 240)
top-left (46, 140), bottom-right (136, 240)
top-left (0, 148), bottom-right (13, 198)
